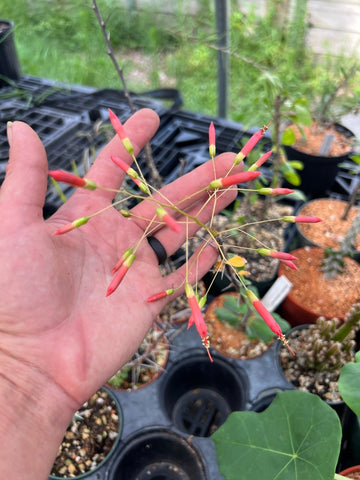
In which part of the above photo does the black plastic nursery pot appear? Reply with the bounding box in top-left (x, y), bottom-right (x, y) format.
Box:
top-left (0, 20), bottom-right (21, 87)
top-left (160, 353), bottom-right (247, 437)
top-left (49, 387), bottom-right (123, 480)
top-left (108, 428), bottom-right (207, 480)
top-left (98, 324), bottom-right (295, 480)
top-left (283, 124), bottom-right (354, 197)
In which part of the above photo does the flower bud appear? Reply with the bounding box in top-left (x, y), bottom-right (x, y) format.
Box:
top-left (209, 122), bottom-right (216, 158)
top-left (209, 171), bottom-right (261, 189)
top-left (283, 215), bottom-right (322, 223)
top-left (108, 109), bottom-right (134, 155)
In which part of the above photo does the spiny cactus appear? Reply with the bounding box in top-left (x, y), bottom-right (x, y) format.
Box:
top-left (299, 303), bottom-right (360, 372)
top-left (322, 208), bottom-right (360, 279)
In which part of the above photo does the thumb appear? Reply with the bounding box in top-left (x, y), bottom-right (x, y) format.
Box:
top-left (0, 121), bottom-right (48, 221)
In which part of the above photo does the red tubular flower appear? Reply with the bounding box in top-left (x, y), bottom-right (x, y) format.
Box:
top-left (257, 187), bottom-right (294, 195)
top-left (209, 122), bottom-right (216, 158)
top-left (156, 207), bottom-right (181, 233)
top-left (185, 283), bottom-right (213, 361)
top-left (256, 248), bottom-right (298, 261)
top-left (111, 155), bottom-right (137, 178)
top-left (283, 215), bottom-right (322, 223)
top-left (111, 247), bottom-right (133, 274)
top-left (248, 150), bottom-right (273, 171)
top-left (246, 289), bottom-right (282, 337)
top-left (281, 259), bottom-right (298, 270)
top-left (108, 109), bottom-right (134, 155)
top-left (146, 288), bottom-right (175, 303)
top-left (209, 171), bottom-right (261, 189)
top-left (233, 123), bottom-right (270, 165)
top-left (106, 253), bottom-right (136, 297)
top-left (52, 216), bottom-right (90, 236)
top-left (48, 170), bottom-right (97, 190)
top-left (246, 289), bottom-right (295, 355)
top-left (111, 155), bottom-right (150, 194)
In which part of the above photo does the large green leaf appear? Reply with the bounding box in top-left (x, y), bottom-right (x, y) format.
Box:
top-left (212, 390), bottom-right (341, 480)
top-left (338, 351), bottom-right (360, 418)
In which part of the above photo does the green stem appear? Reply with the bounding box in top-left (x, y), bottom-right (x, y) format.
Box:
top-left (334, 474), bottom-right (351, 479)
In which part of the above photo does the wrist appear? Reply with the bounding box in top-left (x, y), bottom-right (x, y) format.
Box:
top-left (0, 348), bottom-right (77, 479)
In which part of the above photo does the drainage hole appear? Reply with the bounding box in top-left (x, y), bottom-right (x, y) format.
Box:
top-left (172, 388), bottom-right (231, 437)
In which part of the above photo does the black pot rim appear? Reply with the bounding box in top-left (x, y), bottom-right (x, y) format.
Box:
top-left (0, 19), bottom-right (14, 35)
top-left (108, 426), bottom-right (207, 480)
top-left (49, 386), bottom-right (123, 480)
top-left (283, 123), bottom-right (355, 161)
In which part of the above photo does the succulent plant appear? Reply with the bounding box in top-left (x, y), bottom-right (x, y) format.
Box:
top-left (293, 303), bottom-right (360, 373)
top-left (321, 200), bottom-right (360, 279)
top-left (215, 288), bottom-right (290, 343)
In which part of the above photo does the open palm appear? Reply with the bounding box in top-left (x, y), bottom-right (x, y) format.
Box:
top-left (0, 109), bottom-right (238, 407)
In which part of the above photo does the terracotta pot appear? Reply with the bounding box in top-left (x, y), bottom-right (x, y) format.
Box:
top-left (278, 247), bottom-right (360, 325)
top-left (283, 123), bottom-right (354, 195)
top-left (295, 198), bottom-right (360, 257)
top-left (339, 465), bottom-right (360, 478)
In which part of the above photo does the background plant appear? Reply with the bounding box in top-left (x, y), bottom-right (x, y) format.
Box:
top-left (321, 207), bottom-right (360, 279)
top-left (214, 287), bottom-right (290, 343)
top-left (284, 305), bottom-right (360, 374)
top-left (107, 327), bottom-right (168, 390)
top-left (4, 0), bottom-right (358, 126)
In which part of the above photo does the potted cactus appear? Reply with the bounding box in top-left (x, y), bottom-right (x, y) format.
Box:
top-left (278, 303), bottom-right (360, 404)
top-left (106, 326), bottom-right (169, 391)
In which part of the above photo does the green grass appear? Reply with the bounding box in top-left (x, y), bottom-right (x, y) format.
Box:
top-left (2, 0), bottom-right (358, 127)
top-left (2, 0), bottom-right (220, 113)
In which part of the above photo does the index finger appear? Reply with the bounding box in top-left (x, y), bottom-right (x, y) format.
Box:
top-left (85, 109), bottom-right (160, 201)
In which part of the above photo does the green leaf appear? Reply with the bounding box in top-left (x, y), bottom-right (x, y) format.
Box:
top-left (212, 390), bottom-right (341, 480)
top-left (246, 313), bottom-right (290, 342)
top-left (215, 307), bottom-right (240, 326)
top-left (280, 162), bottom-right (302, 186)
top-left (246, 315), bottom-right (274, 342)
top-left (283, 170), bottom-right (302, 186)
top-left (351, 154), bottom-right (360, 165)
top-left (282, 128), bottom-right (296, 145)
top-left (288, 160), bottom-right (304, 171)
top-left (222, 296), bottom-right (242, 313)
top-left (284, 189), bottom-right (307, 201)
top-left (338, 351), bottom-right (360, 418)
top-left (294, 103), bottom-right (312, 126)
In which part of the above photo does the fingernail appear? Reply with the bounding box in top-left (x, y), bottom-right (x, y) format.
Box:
top-left (7, 121), bottom-right (13, 147)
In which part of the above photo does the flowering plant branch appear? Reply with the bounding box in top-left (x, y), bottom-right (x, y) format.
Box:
top-left (49, 109), bottom-right (321, 359)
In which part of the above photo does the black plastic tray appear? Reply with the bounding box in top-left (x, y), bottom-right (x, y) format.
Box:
top-left (60, 325), bottom-right (293, 480)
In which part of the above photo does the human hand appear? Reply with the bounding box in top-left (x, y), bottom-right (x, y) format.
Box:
top-left (0, 109), bottom-right (238, 407)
